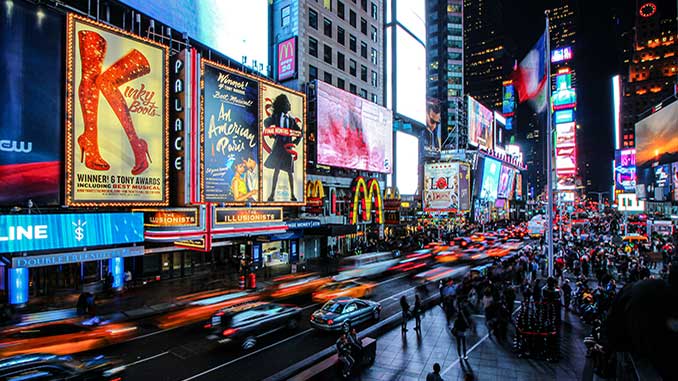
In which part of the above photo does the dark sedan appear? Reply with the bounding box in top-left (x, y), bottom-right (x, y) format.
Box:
top-left (310, 297), bottom-right (381, 332)
top-left (0, 353), bottom-right (125, 380)
top-left (205, 302), bottom-right (302, 350)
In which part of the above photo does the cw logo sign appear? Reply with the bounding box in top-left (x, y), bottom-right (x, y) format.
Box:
top-left (349, 177), bottom-right (383, 224)
top-left (305, 180), bottom-right (324, 214)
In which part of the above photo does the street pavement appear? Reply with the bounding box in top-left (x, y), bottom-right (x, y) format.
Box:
top-left (361, 302), bottom-right (590, 381)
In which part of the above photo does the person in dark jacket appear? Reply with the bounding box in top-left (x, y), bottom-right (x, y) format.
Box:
top-left (263, 94), bottom-right (302, 202)
top-left (452, 297), bottom-right (473, 360)
top-left (336, 333), bottom-right (354, 378)
top-left (400, 295), bottom-right (410, 333)
top-left (413, 294), bottom-right (423, 334)
top-left (347, 328), bottom-right (363, 365)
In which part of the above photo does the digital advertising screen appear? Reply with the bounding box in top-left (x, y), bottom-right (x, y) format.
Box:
top-left (396, 131), bottom-right (419, 195)
top-left (497, 165), bottom-right (514, 199)
top-left (555, 73), bottom-right (572, 89)
top-left (66, 14), bottom-right (168, 206)
top-left (394, 26), bottom-right (426, 124)
top-left (654, 164), bottom-right (671, 199)
top-left (556, 122), bottom-right (576, 147)
top-left (260, 82), bottom-right (306, 204)
top-left (201, 60), bottom-right (260, 203)
top-left (552, 87), bottom-right (577, 110)
top-left (495, 113), bottom-right (506, 150)
top-left (554, 109), bottom-right (575, 124)
top-left (423, 162), bottom-right (471, 212)
top-left (614, 149), bottom-right (636, 193)
top-left (551, 46), bottom-right (573, 63)
top-left (0, 1), bottom-right (62, 205)
top-left (515, 173), bottom-right (523, 200)
top-left (635, 100), bottom-right (678, 173)
top-left (502, 82), bottom-right (515, 116)
top-left (395, 0), bottom-right (426, 42)
top-left (556, 146), bottom-right (576, 174)
top-left (316, 81), bottom-right (393, 173)
top-left (277, 37), bottom-right (297, 81)
top-left (479, 157), bottom-right (501, 201)
top-left (467, 96), bottom-right (494, 150)
top-left (117, 0), bottom-right (269, 75)
top-left (672, 162), bottom-right (678, 202)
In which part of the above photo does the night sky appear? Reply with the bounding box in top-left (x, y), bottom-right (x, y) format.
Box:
top-left (504, 0), bottom-right (633, 194)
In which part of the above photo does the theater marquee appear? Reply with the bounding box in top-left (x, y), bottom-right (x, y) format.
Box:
top-left (213, 207), bottom-right (283, 225)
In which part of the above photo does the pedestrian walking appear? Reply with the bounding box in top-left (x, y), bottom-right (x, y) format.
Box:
top-left (426, 363), bottom-right (444, 381)
top-left (452, 297), bottom-right (473, 360)
top-left (400, 295), bottom-right (410, 333)
top-left (413, 294), bottom-right (423, 334)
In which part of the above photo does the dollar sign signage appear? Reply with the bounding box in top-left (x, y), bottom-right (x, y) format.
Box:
top-left (72, 220), bottom-right (87, 241)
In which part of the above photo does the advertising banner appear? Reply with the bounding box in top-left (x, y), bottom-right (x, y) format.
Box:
top-left (426, 98), bottom-right (442, 150)
top-left (169, 49), bottom-right (195, 205)
top-left (467, 96), bottom-right (494, 150)
top-left (213, 207), bottom-right (283, 225)
top-left (0, 213), bottom-right (144, 254)
top-left (423, 162), bottom-right (471, 212)
top-left (502, 82), bottom-right (515, 116)
top-left (672, 162), bottom-right (678, 202)
top-left (134, 207), bottom-right (199, 228)
top-left (515, 173), bottom-right (523, 200)
top-left (201, 60), bottom-right (260, 203)
top-left (554, 109), bottom-right (574, 124)
top-left (13, 246), bottom-right (144, 268)
top-left (635, 100), bottom-right (678, 173)
top-left (0, 2), bottom-right (62, 205)
top-left (316, 81), bottom-right (393, 173)
top-left (614, 149), bottom-right (636, 193)
top-left (260, 82), bottom-right (305, 203)
top-left (66, 14), bottom-right (168, 206)
top-left (497, 165), bottom-right (515, 199)
top-left (277, 37), bottom-right (297, 81)
top-left (480, 158), bottom-right (501, 201)
top-left (551, 46), bottom-right (573, 63)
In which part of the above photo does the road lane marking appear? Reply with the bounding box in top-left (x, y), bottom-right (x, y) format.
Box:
top-left (126, 351), bottom-right (170, 367)
top-left (124, 325), bottom-right (183, 342)
top-left (376, 273), bottom-right (409, 286)
top-left (180, 328), bottom-right (313, 381)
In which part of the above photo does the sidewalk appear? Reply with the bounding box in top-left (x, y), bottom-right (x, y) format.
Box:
top-left (361, 305), bottom-right (589, 381)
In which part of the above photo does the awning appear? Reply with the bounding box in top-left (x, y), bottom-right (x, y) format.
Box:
top-left (305, 224), bottom-right (357, 237)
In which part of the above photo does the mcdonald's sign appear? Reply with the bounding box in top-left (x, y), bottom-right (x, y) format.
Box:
top-left (305, 180), bottom-right (324, 214)
top-left (349, 177), bottom-right (384, 224)
top-left (277, 37), bottom-right (297, 81)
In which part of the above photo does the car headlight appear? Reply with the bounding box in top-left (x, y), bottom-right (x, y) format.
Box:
top-left (103, 366), bottom-right (126, 377)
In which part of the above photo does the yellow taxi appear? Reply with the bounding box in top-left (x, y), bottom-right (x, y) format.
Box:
top-left (311, 280), bottom-right (375, 303)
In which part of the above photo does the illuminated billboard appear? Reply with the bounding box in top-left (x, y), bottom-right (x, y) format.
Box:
top-left (117, 0), bottom-right (269, 75)
top-left (552, 86), bottom-right (577, 110)
top-left (497, 165), bottom-right (515, 199)
top-left (65, 14), bottom-right (169, 207)
top-left (555, 73), bottom-right (572, 89)
top-left (277, 37), bottom-right (297, 81)
top-left (396, 131), bottom-right (419, 195)
top-left (556, 122), bottom-right (576, 147)
top-left (479, 157), bottom-right (501, 201)
top-left (673, 162), bottom-right (678, 202)
top-left (654, 164), bottom-right (671, 200)
top-left (316, 81), bottom-right (393, 173)
top-left (614, 149), bottom-right (636, 193)
top-left (635, 100), bottom-right (678, 170)
top-left (467, 96), bottom-right (494, 150)
top-left (423, 162), bottom-right (471, 212)
top-left (551, 46), bottom-right (573, 63)
top-left (554, 109), bottom-right (575, 124)
top-left (502, 82), bottom-right (515, 116)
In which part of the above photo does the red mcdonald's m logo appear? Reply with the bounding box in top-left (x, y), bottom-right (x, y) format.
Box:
top-left (349, 177), bottom-right (383, 224)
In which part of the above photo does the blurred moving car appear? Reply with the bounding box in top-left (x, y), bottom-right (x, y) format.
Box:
top-left (389, 250), bottom-right (433, 273)
top-left (205, 302), bottom-right (301, 350)
top-left (0, 321), bottom-right (137, 357)
top-left (334, 251), bottom-right (400, 281)
top-left (266, 273), bottom-right (331, 299)
top-left (310, 297), bottom-right (381, 331)
top-left (0, 353), bottom-right (125, 380)
top-left (156, 289), bottom-right (262, 329)
top-left (312, 280), bottom-right (375, 303)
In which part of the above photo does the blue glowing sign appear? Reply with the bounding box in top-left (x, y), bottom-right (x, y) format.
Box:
top-left (8, 268), bottom-right (28, 305)
top-left (480, 158), bottom-right (501, 201)
top-left (109, 257), bottom-right (124, 289)
top-left (0, 213), bottom-right (144, 254)
top-left (551, 46), bottom-right (573, 63)
top-left (554, 109), bottom-right (575, 124)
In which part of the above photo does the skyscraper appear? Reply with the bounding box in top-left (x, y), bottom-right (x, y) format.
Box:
top-left (621, 0), bottom-right (677, 148)
top-left (463, 0), bottom-right (513, 111)
top-left (548, 1), bottom-right (577, 88)
top-left (426, 0), bottom-right (465, 149)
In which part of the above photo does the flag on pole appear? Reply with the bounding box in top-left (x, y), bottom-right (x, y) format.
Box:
top-left (515, 31), bottom-right (548, 113)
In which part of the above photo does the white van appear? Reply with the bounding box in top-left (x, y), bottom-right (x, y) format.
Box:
top-left (528, 215), bottom-right (546, 237)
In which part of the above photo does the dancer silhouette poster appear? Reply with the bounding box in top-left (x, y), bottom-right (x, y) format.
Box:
top-left (260, 83), bottom-right (305, 204)
top-left (201, 61), bottom-right (260, 203)
top-left (66, 14), bottom-right (168, 206)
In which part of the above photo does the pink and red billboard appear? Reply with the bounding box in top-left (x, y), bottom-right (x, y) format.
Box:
top-left (316, 81), bottom-right (393, 173)
top-left (277, 37), bottom-right (297, 81)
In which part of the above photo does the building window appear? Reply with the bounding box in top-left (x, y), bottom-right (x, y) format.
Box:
top-left (360, 64), bottom-right (367, 81)
top-left (349, 83), bottom-right (357, 94)
top-left (350, 10), bottom-right (356, 27)
top-left (309, 36), bottom-right (318, 57)
top-left (349, 59), bottom-right (357, 76)
top-left (323, 0), bottom-right (332, 11)
top-left (281, 5), bottom-right (291, 27)
top-left (370, 48), bottom-right (377, 65)
top-left (370, 25), bottom-right (377, 42)
top-left (361, 0), bottom-right (367, 11)
top-left (337, 52), bottom-right (345, 70)
top-left (360, 17), bottom-right (367, 35)
top-left (360, 88), bottom-right (368, 98)
top-left (337, 26), bottom-right (345, 45)
top-left (337, 77), bottom-right (345, 89)
top-left (337, 1), bottom-right (345, 19)
top-left (349, 34), bottom-right (357, 52)
top-left (324, 17), bottom-right (332, 37)
top-left (371, 2), bottom-right (378, 19)
top-left (324, 44), bottom-right (332, 64)
top-left (371, 70), bottom-right (377, 86)
top-left (309, 8), bottom-right (318, 29)
top-left (360, 41), bottom-right (368, 58)
top-left (309, 65), bottom-right (318, 81)
top-left (371, 93), bottom-right (377, 103)
top-left (324, 71), bottom-right (332, 84)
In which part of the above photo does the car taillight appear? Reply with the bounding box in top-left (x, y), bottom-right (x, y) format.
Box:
top-left (215, 311), bottom-right (225, 316)
top-left (310, 315), bottom-right (315, 321)
top-left (327, 319), bottom-right (334, 325)
top-left (204, 323), bottom-right (212, 329)
top-left (222, 328), bottom-right (238, 336)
